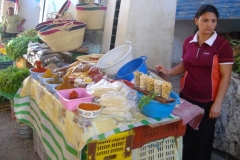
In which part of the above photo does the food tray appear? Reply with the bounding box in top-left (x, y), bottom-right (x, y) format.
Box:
top-left (82, 130), bottom-right (135, 160)
top-left (132, 120), bottom-right (186, 149)
top-left (57, 88), bottom-right (93, 111)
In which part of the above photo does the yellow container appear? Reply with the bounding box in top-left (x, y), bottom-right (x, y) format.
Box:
top-left (86, 130), bottom-right (134, 160)
top-left (0, 48), bottom-right (6, 54)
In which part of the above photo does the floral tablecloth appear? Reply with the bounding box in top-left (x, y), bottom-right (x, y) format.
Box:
top-left (13, 77), bottom-right (181, 160)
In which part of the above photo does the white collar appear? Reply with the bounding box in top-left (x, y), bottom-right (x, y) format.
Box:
top-left (189, 31), bottom-right (217, 46)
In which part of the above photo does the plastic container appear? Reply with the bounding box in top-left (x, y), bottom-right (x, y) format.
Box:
top-left (132, 136), bottom-right (180, 160)
top-left (57, 88), bottom-right (93, 111)
top-left (0, 101), bottom-right (11, 112)
top-left (96, 41), bottom-right (133, 78)
top-left (38, 73), bottom-right (53, 86)
top-left (30, 68), bottom-right (45, 80)
top-left (77, 102), bottom-right (102, 118)
top-left (81, 130), bottom-right (135, 160)
top-left (132, 120), bottom-right (186, 149)
top-left (138, 91), bottom-right (180, 119)
top-left (44, 79), bottom-right (63, 93)
top-left (13, 120), bottom-right (33, 139)
top-left (115, 56), bottom-right (148, 81)
top-left (0, 61), bottom-right (13, 70)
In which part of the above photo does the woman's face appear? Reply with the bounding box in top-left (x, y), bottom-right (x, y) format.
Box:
top-left (8, 8), bottom-right (14, 16)
top-left (195, 12), bottom-right (217, 35)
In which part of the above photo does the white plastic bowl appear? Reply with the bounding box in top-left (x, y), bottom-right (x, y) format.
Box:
top-left (44, 79), bottom-right (63, 93)
top-left (96, 41), bottom-right (133, 78)
top-left (29, 68), bottom-right (45, 80)
top-left (38, 73), bottom-right (53, 86)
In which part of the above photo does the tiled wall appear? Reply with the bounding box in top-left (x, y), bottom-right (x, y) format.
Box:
top-left (176, 0), bottom-right (240, 20)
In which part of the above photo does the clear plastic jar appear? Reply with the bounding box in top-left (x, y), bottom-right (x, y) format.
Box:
top-left (146, 77), bottom-right (154, 93)
top-left (154, 80), bottom-right (163, 96)
top-left (134, 71), bottom-right (142, 86)
top-left (140, 74), bottom-right (147, 90)
top-left (161, 81), bottom-right (172, 99)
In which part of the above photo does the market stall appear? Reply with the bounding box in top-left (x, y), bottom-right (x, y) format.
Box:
top-left (13, 76), bottom-right (189, 160)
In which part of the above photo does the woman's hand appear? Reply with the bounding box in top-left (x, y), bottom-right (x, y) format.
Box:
top-left (155, 65), bottom-right (169, 75)
top-left (209, 64), bottom-right (232, 119)
top-left (209, 102), bottom-right (221, 119)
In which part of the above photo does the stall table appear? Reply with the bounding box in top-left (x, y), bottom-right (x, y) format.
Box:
top-left (13, 77), bottom-right (185, 160)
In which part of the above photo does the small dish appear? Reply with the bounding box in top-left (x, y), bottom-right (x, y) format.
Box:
top-left (38, 73), bottom-right (53, 86)
top-left (44, 79), bottom-right (63, 93)
top-left (83, 77), bottom-right (93, 84)
top-left (77, 102), bottom-right (102, 118)
top-left (29, 68), bottom-right (45, 80)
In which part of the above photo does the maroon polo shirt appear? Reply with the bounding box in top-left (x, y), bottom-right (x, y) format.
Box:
top-left (180, 32), bottom-right (233, 103)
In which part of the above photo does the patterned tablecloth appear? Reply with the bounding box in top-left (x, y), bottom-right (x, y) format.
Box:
top-left (13, 76), bottom-right (181, 160)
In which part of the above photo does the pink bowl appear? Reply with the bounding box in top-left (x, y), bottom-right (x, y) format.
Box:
top-left (57, 88), bottom-right (93, 111)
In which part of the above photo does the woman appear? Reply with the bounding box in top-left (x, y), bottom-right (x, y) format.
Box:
top-left (2, 7), bottom-right (25, 38)
top-left (155, 4), bottom-right (233, 160)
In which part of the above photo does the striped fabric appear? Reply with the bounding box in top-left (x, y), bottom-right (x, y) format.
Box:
top-left (13, 77), bottom-right (179, 160)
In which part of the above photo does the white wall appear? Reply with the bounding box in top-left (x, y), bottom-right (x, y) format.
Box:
top-left (102, 0), bottom-right (177, 70)
top-left (40, 0), bottom-right (78, 22)
top-left (0, 0), bottom-right (15, 22)
top-left (172, 19), bottom-right (240, 64)
top-left (17, 0), bottom-right (40, 30)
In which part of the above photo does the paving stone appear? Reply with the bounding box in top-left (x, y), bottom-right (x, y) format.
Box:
top-left (22, 139), bottom-right (34, 153)
top-left (2, 137), bottom-right (23, 149)
top-left (0, 129), bottom-right (13, 139)
top-left (6, 147), bottom-right (29, 160)
top-left (0, 146), bottom-right (7, 158)
top-left (29, 151), bottom-right (41, 160)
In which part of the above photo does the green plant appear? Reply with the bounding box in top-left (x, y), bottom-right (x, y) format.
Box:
top-left (18, 28), bottom-right (38, 37)
top-left (138, 93), bottom-right (157, 110)
top-left (0, 55), bottom-right (13, 62)
top-left (0, 66), bottom-right (29, 98)
top-left (6, 35), bottom-right (38, 61)
top-left (233, 56), bottom-right (240, 74)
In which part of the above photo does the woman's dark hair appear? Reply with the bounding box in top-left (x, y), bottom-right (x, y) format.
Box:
top-left (194, 4), bottom-right (219, 33)
top-left (195, 4), bottom-right (219, 19)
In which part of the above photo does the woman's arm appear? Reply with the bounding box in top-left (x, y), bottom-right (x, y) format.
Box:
top-left (209, 64), bottom-right (232, 119)
top-left (155, 62), bottom-right (186, 76)
top-left (18, 18), bottom-right (25, 28)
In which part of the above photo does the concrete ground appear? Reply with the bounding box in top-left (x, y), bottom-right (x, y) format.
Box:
top-left (0, 73), bottom-right (238, 160)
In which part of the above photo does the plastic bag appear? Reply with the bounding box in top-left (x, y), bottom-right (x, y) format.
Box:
top-left (99, 91), bottom-right (137, 112)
